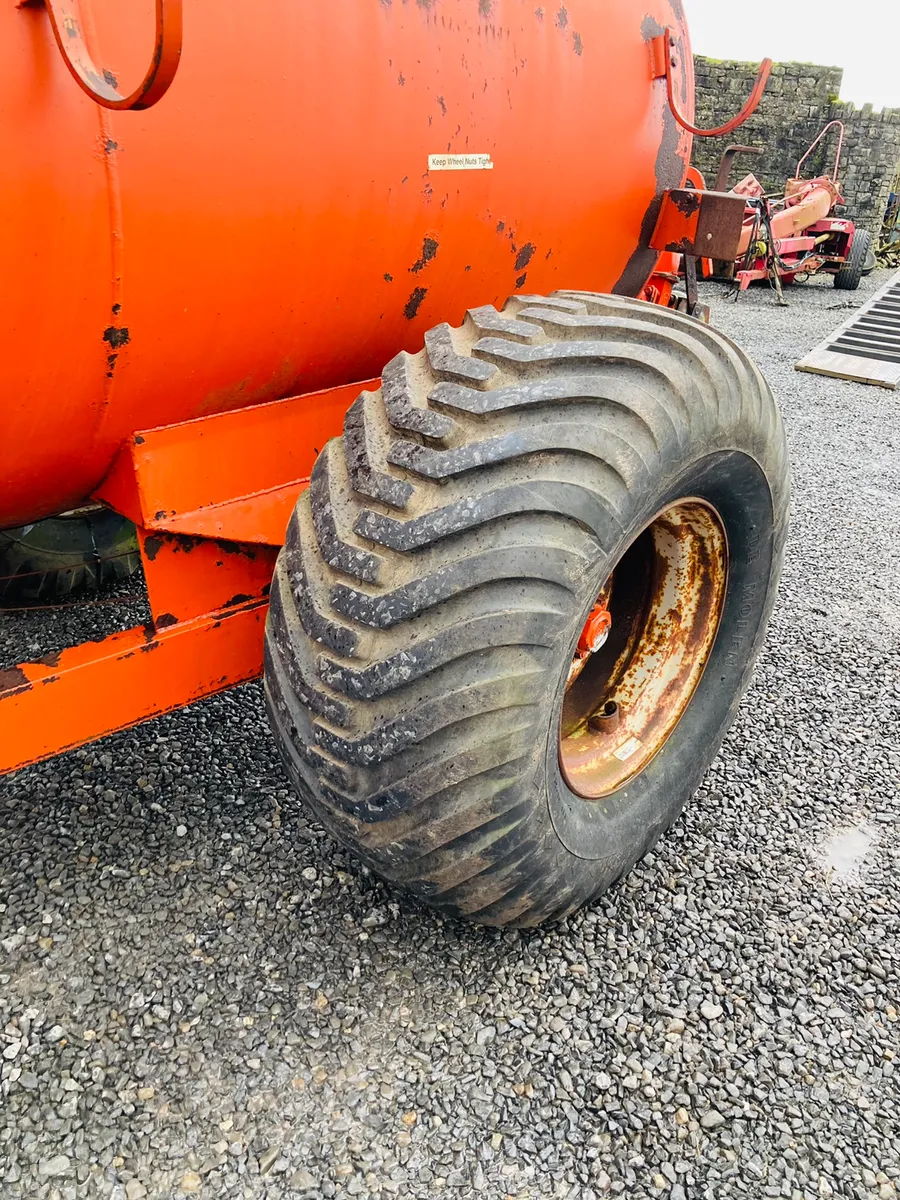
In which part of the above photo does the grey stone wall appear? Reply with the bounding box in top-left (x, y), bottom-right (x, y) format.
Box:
top-left (691, 57), bottom-right (900, 235)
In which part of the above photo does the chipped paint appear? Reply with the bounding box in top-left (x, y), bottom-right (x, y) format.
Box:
top-left (404, 287), bottom-right (428, 320)
top-left (0, 666), bottom-right (31, 697)
top-left (102, 326), bottom-right (130, 349)
top-left (410, 236), bottom-right (439, 273)
top-left (514, 242), bottom-right (536, 271)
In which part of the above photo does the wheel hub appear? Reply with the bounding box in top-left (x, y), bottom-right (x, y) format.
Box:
top-left (559, 499), bottom-right (728, 799)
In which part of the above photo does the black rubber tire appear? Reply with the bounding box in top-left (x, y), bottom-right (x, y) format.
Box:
top-left (0, 508), bottom-right (140, 604)
top-left (264, 291), bottom-right (789, 927)
top-left (834, 229), bottom-right (872, 290)
top-left (862, 241), bottom-right (877, 276)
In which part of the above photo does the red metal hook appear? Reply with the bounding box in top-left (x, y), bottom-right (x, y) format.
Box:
top-left (651, 29), bottom-right (771, 138)
top-left (27, 0), bottom-right (182, 111)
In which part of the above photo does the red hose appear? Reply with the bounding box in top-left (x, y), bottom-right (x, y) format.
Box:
top-left (660, 29), bottom-right (772, 139)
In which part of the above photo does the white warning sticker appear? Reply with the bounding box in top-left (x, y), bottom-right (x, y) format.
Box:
top-left (613, 736), bottom-right (642, 762)
top-left (427, 153), bottom-right (494, 171)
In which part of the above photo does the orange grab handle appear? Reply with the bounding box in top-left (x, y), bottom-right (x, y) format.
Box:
top-left (655, 28), bottom-right (771, 139)
top-left (32, 0), bottom-right (182, 111)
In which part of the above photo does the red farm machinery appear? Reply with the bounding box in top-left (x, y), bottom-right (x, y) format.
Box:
top-left (702, 122), bottom-right (875, 301)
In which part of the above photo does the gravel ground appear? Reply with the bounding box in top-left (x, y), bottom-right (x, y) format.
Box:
top-left (2, 272), bottom-right (899, 1200)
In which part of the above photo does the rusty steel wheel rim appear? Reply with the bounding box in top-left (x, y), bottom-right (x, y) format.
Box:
top-left (559, 499), bottom-right (728, 800)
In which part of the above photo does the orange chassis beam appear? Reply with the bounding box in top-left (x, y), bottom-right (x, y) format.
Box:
top-left (0, 378), bottom-right (378, 774)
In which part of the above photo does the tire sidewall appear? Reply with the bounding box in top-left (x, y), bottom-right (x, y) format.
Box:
top-left (542, 447), bottom-right (786, 872)
top-left (835, 229), bottom-right (871, 290)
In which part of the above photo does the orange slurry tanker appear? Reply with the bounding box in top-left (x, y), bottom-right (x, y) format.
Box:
top-left (0, 0), bottom-right (784, 926)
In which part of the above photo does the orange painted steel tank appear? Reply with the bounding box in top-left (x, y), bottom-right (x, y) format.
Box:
top-left (1, 0), bottom-right (693, 528)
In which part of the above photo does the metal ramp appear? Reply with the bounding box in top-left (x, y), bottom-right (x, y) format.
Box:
top-left (796, 270), bottom-right (900, 389)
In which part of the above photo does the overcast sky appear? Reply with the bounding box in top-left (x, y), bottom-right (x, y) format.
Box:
top-left (684, 0), bottom-right (900, 112)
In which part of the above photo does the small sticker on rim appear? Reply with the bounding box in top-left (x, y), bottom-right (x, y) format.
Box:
top-left (613, 736), bottom-right (642, 762)
top-left (427, 153), bottom-right (494, 171)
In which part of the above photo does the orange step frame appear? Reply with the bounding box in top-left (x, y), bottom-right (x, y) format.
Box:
top-left (0, 378), bottom-right (378, 774)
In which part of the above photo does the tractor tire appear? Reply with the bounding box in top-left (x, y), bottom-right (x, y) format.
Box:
top-left (0, 508), bottom-right (140, 604)
top-left (834, 228), bottom-right (873, 290)
top-left (264, 291), bottom-right (789, 927)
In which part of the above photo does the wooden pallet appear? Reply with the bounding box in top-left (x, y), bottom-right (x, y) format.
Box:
top-left (795, 270), bottom-right (900, 388)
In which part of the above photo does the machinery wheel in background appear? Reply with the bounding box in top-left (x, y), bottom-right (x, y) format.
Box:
top-left (264, 292), bottom-right (789, 926)
top-left (834, 228), bottom-right (873, 290)
top-left (0, 507), bottom-right (141, 604)
top-left (861, 241), bottom-right (877, 276)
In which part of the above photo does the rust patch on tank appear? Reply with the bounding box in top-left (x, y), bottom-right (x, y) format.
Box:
top-left (410, 237), bottom-right (439, 273)
top-left (404, 287), bottom-right (428, 320)
top-left (514, 242), bottom-right (536, 270)
top-left (37, 651), bottom-right (63, 668)
top-left (103, 324), bottom-right (129, 379)
top-left (103, 326), bottom-right (130, 350)
top-left (613, 14), bottom-right (687, 297)
top-left (556, 6), bottom-right (568, 28)
top-left (155, 612), bottom-right (178, 630)
top-left (573, 31), bottom-right (583, 54)
top-left (143, 536), bottom-right (163, 561)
